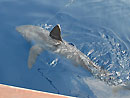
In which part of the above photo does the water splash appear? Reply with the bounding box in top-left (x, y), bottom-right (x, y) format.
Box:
top-left (79, 26), bottom-right (130, 86)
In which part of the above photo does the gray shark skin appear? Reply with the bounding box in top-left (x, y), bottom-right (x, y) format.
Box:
top-left (16, 24), bottom-right (115, 85)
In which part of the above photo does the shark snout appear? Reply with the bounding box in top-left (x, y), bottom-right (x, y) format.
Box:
top-left (16, 26), bottom-right (26, 34)
top-left (16, 25), bottom-right (34, 38)
top-left (16, 25), bottom-right (33, 40)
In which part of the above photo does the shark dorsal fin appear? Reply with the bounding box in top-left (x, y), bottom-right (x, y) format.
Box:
top-left (50, 24), bottom-right (62, 41)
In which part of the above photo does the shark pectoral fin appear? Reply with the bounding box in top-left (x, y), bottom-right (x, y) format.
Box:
top-left (28, 45), bottom-right (43, 69)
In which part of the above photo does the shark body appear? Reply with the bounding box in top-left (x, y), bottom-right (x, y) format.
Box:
top-left (16, 24), bottom-right (110, 82)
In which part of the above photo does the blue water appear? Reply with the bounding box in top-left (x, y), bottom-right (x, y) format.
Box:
top-left (0, 0), bottom-right (130, 98)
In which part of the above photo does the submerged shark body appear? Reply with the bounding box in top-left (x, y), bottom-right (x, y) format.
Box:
top-left (16, 24), bottom-right (115, 85)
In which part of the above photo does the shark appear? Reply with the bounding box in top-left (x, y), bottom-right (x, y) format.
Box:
top-left (16, 25), bottom-right (102, 70)
top-left (16, 24), bottom-right (119, 85)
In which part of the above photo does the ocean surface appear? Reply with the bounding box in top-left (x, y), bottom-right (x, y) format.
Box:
top-left (0, 0), bottom-right (130, 98)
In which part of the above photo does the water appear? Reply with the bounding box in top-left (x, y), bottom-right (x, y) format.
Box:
top-left (0, 0), bottom-right (130, 98)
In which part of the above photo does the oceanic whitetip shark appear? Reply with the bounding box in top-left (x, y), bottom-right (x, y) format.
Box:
top-left (16, 24), bottom-right (130, 91)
